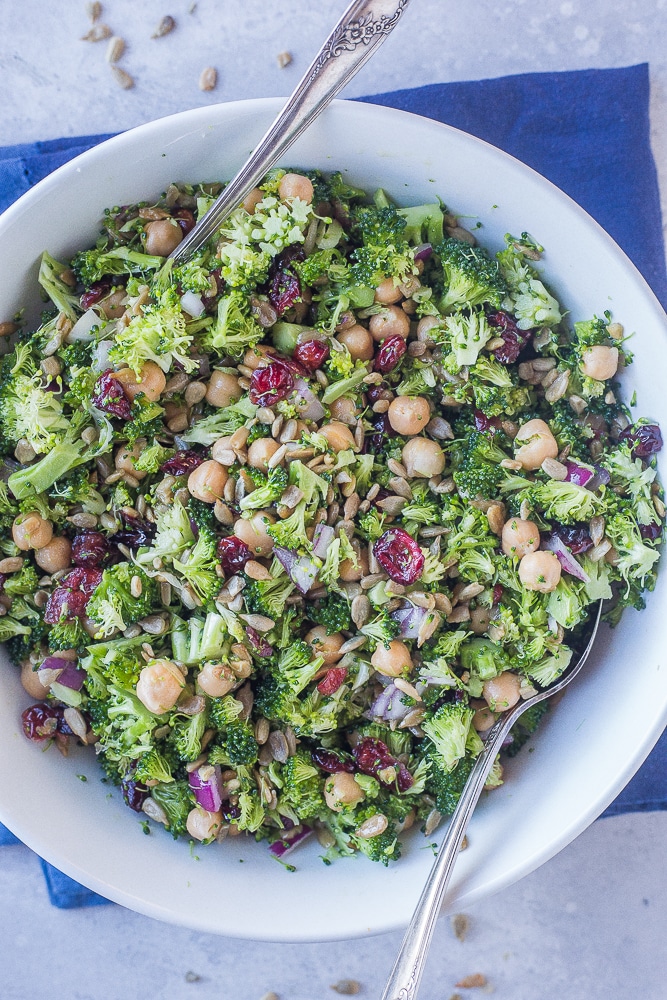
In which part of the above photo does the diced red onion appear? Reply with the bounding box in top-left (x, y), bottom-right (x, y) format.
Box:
top-left (188, 764), bottom-right (223, 813)
top-left (369, 682), bottom-right (411, 722)
top-left (588, 465), bottom-right (611, 492)
top-left (67, 308), bottom-right (102, 343)
top-left (312, 523), bottom-right (335, 560)
top-left (414, 243), bottom-right (433, 261)
top-left (53, 663), bottom-right (86, 691)
top-left (390, 601), bottom-right (428, 639)
top-left (542, 534), bottom-right (590, 583)
top-left (180, 291), bottom-right (206, 318)
top-left (293, 378), bottom-right (325, 422)
top-left (245, 626), bottom-right (273, 658)
top-left (274, 545), bottom-right (319, 594)
top-left (269, 825), bottom-right (313, 859)
top-left (564, 460), bottom-right (594, 488)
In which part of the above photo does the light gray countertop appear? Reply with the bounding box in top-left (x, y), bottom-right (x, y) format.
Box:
top-left (1, 2), bottom-right (666, 998)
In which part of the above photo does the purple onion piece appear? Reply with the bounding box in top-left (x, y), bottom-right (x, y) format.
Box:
top-left (312, 523), bottom-right (335, 560)
top-left (414, 243), bottom-right (433, 261)
top-left (274, 545), bottom-right (319, 595)
top-left (245, 626), bottom-right (273, 658)
top-left (588, 465), bottom-right (611, 492)
top-left (369, 682), bottom-right (411, 722)
top-left (542, 534), bottom-right (590, 583)
top-left (390, 601), bottom-right (429, 639)
top-left (564, 460), bottom-right (594, 488)
top-left (41, 656), bottom-right (74, 674)
top-left (293, 378), bottom-right (326, 422)
top-left (53, 663), bottom-right (86, 691)
top-left (269, 825), bottom-right (313, 859)
top-left (188, 765), bottom-right (223, 813)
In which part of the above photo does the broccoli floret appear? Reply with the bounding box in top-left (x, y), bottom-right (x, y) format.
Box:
top-left (605, 510), bottom-right (660, 587)
top-left (180, 396), bottom-right (257, 445)
top-left (0, 342), bottom-right (69, 454)
top-left (202, 291), bottom-right (263, 359)
top-left (446, 310), bottom-right (495, 368)
top-left (109, 298), bottom-right (197, 376)
top-left (504, 701), bottom-right (549, 758)
top-left (243, 564), bottom-right (295, 620)
top-left (169, 710), bottom-right (207, 763)
top-left (526, 480), bottom-right (603, 524)
top-left (239, 465), bottom-right (289, 511)
top-left (356, 508), bottom-right (387, 541)
top-left (397, 202), bottom-right (445, 246)
top-left (38, 252), bottom-right (80, 321)
top-left (137, 498), bottom-right (194, 563)
top-left (49, 467), bottom-right (106, 514)
top-left (267, 500), bottom-right (311, 552)
top-left (346, 804), bottom-right (401, 866)
top-left (308, 593), bottom-right (351, 635)
top-left (3, 562), bottom-right (40, 598)
top-left (81, 634), bottom-right (147, 697)
top-left (548, 401), bottom-right (592, 454)
top-left (208, 694), bottom-right (244, 729)
top-left (451, 429), bottom-right (508, 500)
top-left (326, 171), bottom-right (367, 209)
top-left (349, 205), bottom-right (416, 287)
top-left (423, 747), bottom-right (476, 816)
top-left (134, 440), bottom-right (174, 474)
top-left (0, 615), bottom-right (31, 644)
top-left (217, 720), bottom-right (259, 765)
top-left (437, 238), bottom-right (507, 313)
top-left (150, 780), bottom-right (194, 838)
top-left (496, 237), bottom-right (562, 330)
top-left (278, 750), bottom-right (326, 821)
top-left (172, 522), bottom-right (219, 603)
top-left (86, 563), bottom-right (156, 638)
top-left (459, 638), bottom-right (507, 684)
top-left (134, 748), bottom-right (177, 784)
top-left (255, 641), bottom-right (324, 723)
top-left (361, 610), bottom-right (402, 651)
top-left (71, 246), bottom-right (165, 287)
top-left (95, 684), bottom-right (159, 760)
top-left (421, 701), bottom-right (475, 772)
top-left (48, 618), bottom-right (89, 654)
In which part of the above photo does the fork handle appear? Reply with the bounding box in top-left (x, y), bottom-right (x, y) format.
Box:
top-left (379, 710), bottom-right (517, 1000)
top-left (172, 0), bottom-right (413, 262)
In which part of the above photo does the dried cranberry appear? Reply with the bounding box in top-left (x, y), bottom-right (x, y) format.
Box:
top-left (121, 776), bottom-right (149, 812)
top-left (293, 339), bottom-right (330, 371)
top-left (44, 567), bottom-right (103, 624)
top-left (172, 208), bottom-right (196, 235)
top-left (268, 248), bottom-right (304, 316)
top-left (374, 527), bottom-right (425, 585)
top-left (249, 359), bottom-right (296, 407)
top-left (21, 703), bottom-right (59, 741)
top-left (488, 310), bottom-right (532, 364)
top-left (366, 382), bottom-right (388, 405)
top-left (640, 521), bottom-right (662, 541)
top-left (160, 449), bottom-right (205, 476)
top-left (352, 736), bottom-right (414, 791)
top-left (492, 583), bottom-right (504, 605)
top-left (317, 666), bottom-right (348, 695)
top-left (474, 410), bottom-right (501, 434)
top-left (311, 748), bottom-right (355, 774)
top-left (80, 280), bottom-right (111, 310)
top-left (111, 511), bottom-right (157, 550)
top-left (373, 335), bottom-right (407, 374)
top-left (548, 526), bottom-right (593, 555)
top-left (221, 802), bottom-right (242, 822)
top-left (218, 535), bottom-right (252, 575)
top-left (71, 531), bottom-right (109, 568)
top-left (620, 423), bottom-right (663, 459)
top-left (92, 370), bottom-right (132, 420)
top-left (367, 413), bottom-right (396, 453)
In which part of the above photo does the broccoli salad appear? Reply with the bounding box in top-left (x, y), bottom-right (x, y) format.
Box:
top-left (3, 168), bottom-right (662, 865)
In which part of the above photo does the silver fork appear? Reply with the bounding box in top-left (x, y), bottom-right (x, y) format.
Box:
top-left (380, 600), bottom-right (604, 1000)
top-left (171, 0), bottom-right (413, 264)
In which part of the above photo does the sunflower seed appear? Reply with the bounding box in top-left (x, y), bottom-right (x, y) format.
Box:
top-left (588, 539), bottom-right (612, 562)
top-left (240, 612), bottom-right (275, 631)
top-left (351, 594), bottom-right (371, 628)
top-left (388, 476), bottom-right (413, 500)
top-left (393, 677), bottom-right (421, 701)
top-left (457, 582), bottom-right (484, 602)
top-left (544, 369), bottom-right (570, 403)
top-left (130, 575), bottom-right (143, 598)
top-left (447, 605), bottom-right (471, 623)
top-left (355, 814), bottom-right (388, 839)
top-left (268, 729), bottom-right (289, 763)
top-left (68, 512), bottom-right (98, 529)
top-left (110, 66), bottom-right (134, 89)
top-left (387, 458), bottom-right (408, 478)
top-left (81, 23), bottom-right (112, 41)
top-left (152, 15), bottom-right (176, 38)
top-left (178, 695), bottom-right (206, 716)
top-left (417, 610), bottom-right (442, 646)
top-left (424, 809), bottom-right (442, 836)
top-left (199, 66), bottom-right (218, 91)
top-left (541, 457), bottom-right (568, 480)
top-left (425, 416), bottom-right (454, 440)
top-left (139, 614), bottom-right (169, 635)
top-left (400, 708), bottom-right (425, 729)
top-left (105, 35), bottom-right (125, 63)
top-left (86, 1), bottom-right (102, 21)
top-left (142, 798), bottom-right (168, 824)
top-left (486, 502), bottom-right (506, 536)
top-left (376, 495), bottom-right (407, 515)
top-left (255, 718), bottom-right (270, 745)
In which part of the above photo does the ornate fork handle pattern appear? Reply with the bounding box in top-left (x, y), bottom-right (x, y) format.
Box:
top-left (172, 0), bottom-right (413, 262)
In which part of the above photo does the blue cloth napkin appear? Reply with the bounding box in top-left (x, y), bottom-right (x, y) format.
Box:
top-left (1, 63), bottom-right (666, 909)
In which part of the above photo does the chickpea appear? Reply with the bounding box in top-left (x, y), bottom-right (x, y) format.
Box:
top-left (98, 287), bottom-right (126, 320)
top-left (501, 518), bottom-right (540, 559)
top-left (369, 305), bottom-right (411, 342)
top-left (21, 660), bottom-right (51, 700)
top-left (144, 218), bottom-right (183, 256)
top-left (374, 277), bottom-right (403, 305)
top-left (115, 439), bottom-right (148, 481)
top-left (402, 437), bottom-right (446, 478)
top-left (329, 396), bottom-right (359, 425)
top-left (186, 806), bottom-right (223, 842)
top-left (111, 361), bottom-right (166, 403)
top-left (580, 345), bottom-right (619, 381)
top-left (518, 550), bottom-right (562, 593)
top-left (472, 700), bottom-right (496, 732)
top-left (187, 460), bottom-right (229, 503)
top-left (247, 437), bottom-right (281, 472)
top-left (242, 187), bottom-right (264, 214)
top-left (371, 639), bottom-right (413, 677)
top-left (335, 324), bottom-right (374, 362)
top-left (278, 172), bottom-right (314, 204)
top-left (339, 544), bottom-right (368, 582)
top-left (197, 661), bottom-right (236, 698)
top-left (243, 343), bottom-right (278, 370)
top-left (319, 421), bottom-right (357, 453)
top-left (416, 315), bottom-right (442, 341)
top-left (136, 659), bottom-right (185, 715)
top-left (469, 605), bottom-right (491, 635)
top-left (34, 536), bottom-right (72, 574)
top-left (305, 626), bottom-right (345, 665)
top-left (482, 671), bottom-right (522, 712)
top-left (12, 513), bottom-right (53, 551)
top-left (387, 395), bottom-right (431, 436)
top-left (205, 370), bottom-right (241, 409)
top-left (514, 418), bottom-right (558, 471)
top-left (233, 511), bottom-right (275, 557)
top-left (324, 771), bottom-right (365, 812)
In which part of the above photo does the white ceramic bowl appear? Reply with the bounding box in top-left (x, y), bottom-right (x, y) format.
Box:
top-left (0, 98), bottom-right (666, 941)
